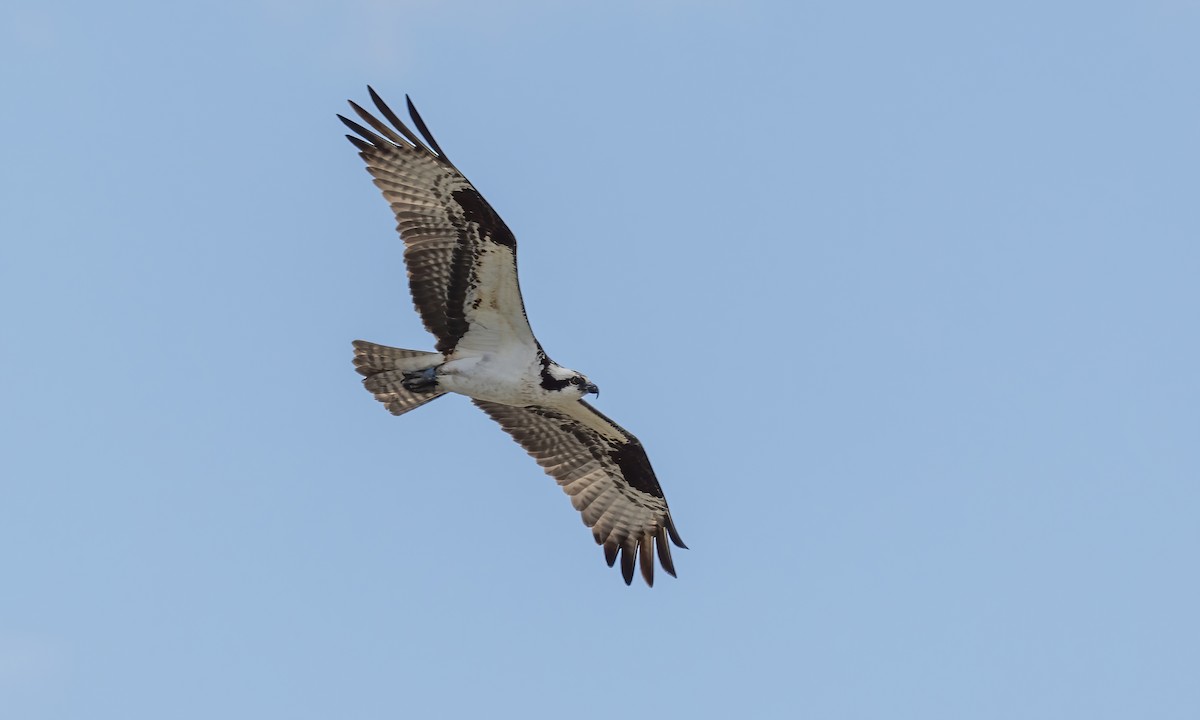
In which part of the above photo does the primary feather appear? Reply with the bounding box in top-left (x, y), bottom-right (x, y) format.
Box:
top-left (341, 89), bottom-right (686, 585)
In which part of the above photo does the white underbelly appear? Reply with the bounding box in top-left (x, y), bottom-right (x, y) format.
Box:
top-left (436, 351), bottom-right (540, 406)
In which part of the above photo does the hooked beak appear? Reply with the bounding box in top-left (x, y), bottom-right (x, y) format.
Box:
top-left (584, 382), bottom-right (599, 397)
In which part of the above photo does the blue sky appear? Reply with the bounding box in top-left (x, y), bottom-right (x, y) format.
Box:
top-left (3, 1), bottom-right (1198, 718)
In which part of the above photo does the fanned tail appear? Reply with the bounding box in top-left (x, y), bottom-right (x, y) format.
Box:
top-left (352, 340), bottom-right (446, 416)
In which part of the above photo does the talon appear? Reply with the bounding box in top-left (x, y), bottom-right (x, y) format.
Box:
top-left (401, 366), bottom-right (440, 392)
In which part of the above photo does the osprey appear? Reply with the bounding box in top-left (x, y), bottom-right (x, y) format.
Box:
top-left (339, 88), bottom-right (686, 586)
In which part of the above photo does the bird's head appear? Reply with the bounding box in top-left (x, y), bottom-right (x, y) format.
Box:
top-left (570, 373), bottom-right (600, 399)
top-left (543, 364), bottom-right (600, 399)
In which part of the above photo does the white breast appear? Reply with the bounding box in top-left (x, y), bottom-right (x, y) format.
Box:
top-left (436, 348), bottom-right (546, 406)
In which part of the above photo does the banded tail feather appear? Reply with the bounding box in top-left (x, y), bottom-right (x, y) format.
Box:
top-left (342, 90), bottom-right (686, 585)
top-left (352, 340), bottom-right (446, 416)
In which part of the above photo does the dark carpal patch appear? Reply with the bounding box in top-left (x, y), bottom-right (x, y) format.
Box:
top-left (452, 188), bottom-right (517, 249)
top-left (437, 243), bottom-right (474, 353)
top-left (537, 405), bottom-right (665, 500)
top-left (607, 439), bottom-right (667, 499)
top-left (343, 89), bottom-right (689, 585)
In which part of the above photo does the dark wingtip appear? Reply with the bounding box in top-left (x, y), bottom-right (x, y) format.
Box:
top-left (665, 515), bottom-right (688, 549)
top-left (639, 535), bottom-right (655, 587)
top-left (364, 85), bottom-right (386, 118)
top-left (338, 114), bottom-right (378, 142)
top-left (619, 545), bottom-right (636, 585)
top-left (404, 94), bottom-right (449, 161)
top-left (368, 86), bottom-right (391, 116)
top-left (336, 114), bottom-right (359, 134)
top-left (344, 134), bottom-right (372, 153)
top-left (604, 542), bottom-right (619, 568)
top-left (656, 526), bottom-right (677, 578)
top-left (346, 99), bottom-right (369, 119)
top-left (339, 115), bottom-right (390, 159)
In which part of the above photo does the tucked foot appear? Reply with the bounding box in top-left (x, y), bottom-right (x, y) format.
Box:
top-left (401, 366), bottom-right (440, 393)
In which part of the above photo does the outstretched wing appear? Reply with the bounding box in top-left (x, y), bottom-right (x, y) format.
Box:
top-left (472, 399), bottom-right (687, 586)
top-left (339, 89), bottom-right (535, 355)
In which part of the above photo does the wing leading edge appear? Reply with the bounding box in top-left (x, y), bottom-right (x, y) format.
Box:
top-left (339, 89), bottom-right (535, 354)
top-left (343, 90), bottom-right (686, 586)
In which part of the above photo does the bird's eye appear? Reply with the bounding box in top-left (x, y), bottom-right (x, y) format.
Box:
top-left (570, 377), bottom-right (583, 385)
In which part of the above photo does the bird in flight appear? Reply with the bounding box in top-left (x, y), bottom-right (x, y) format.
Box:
top-left (338, 88), bottom-right (686, 585)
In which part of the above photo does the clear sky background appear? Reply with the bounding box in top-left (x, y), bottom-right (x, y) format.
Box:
top-left (3, 1), bottom-right (1198, 718)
